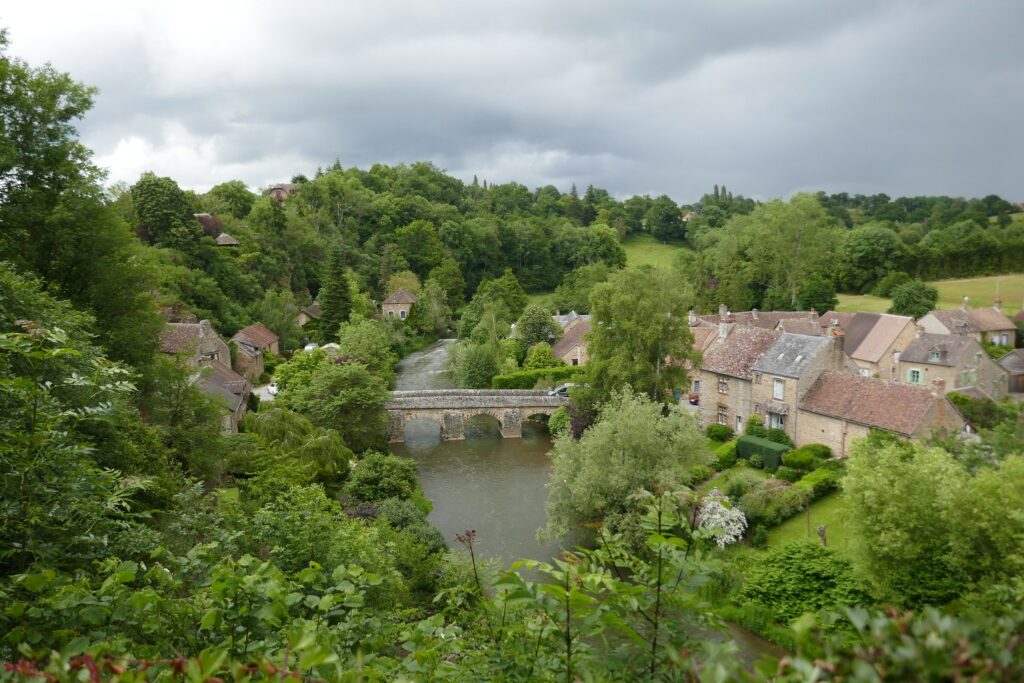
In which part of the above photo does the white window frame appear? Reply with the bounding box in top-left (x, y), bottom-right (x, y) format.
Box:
top-left (909, 369), bottom-right (923, 384)
top-left (767, 412), bottom-right (785, 430)
top-left (717, 405), bottom-right (728, 425)
top-left (772, 378), bottom-right (785, 401)
top-left (718, 377), bottom-right (729, 394)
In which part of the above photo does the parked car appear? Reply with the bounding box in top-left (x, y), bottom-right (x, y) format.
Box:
top-left (548, 383), bottom-right (575, 398)
top-left (303, 343), bottom-right (318, 352)
top-left (688, 393), bottom-right (700, 405)
top-left (268, 382), bottom-right (279, 396)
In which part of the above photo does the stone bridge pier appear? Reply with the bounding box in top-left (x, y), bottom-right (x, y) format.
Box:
top-left (386, 390), bottom-right (565, 443)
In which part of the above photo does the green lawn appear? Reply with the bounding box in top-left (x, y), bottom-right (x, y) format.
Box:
top-left (837, 273), bottom-right (1024, 317)
top-left (835, 293), bottom-right (890, 313)
top-left (700, 465), bottom-right (770, 494)
top-left (766, 492), bottom-right (852, 555)
top-left (622, 234), bottom-right (689, 269)
top-left (527, 291), bottom-right (555, 309)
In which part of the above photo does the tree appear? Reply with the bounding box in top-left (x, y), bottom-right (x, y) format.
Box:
top-left (798, 276), bottom-right (839, 312)
top-left (386, 270), bottom-right (421, 297)
top-left (204, 180), bottom-right (255, 219)
top-left (455, 343), bottom-right (500, 389)
top-left (427, 257), bottom-right (466, 308)
top-left (552, 263), bottom-right (611, 314)
top-left (585, 267), bottom-right (695, 403)
top-left (888, 280), bottom-right (938, 319)
top-left (317, 245), bottom-right (352, 343)
top-left (515, 304), bottom-right (559, 349)
top-left (545, 389), bottom-right (712, 537)
top-left (253, 289), bottom-right (302, 353)
top-left (411, 278), bottom-right (451, 337)
top-left (130, 172), bottom-right (202, 249)
top-left (524, 341), bottom-right (564, 370)
top-left (287, 362), bottom-right (389, 452)
top-left (835, 224), bottom-right (904, 293)
top-left (646, 195), bottom-right (684, 242)
top-left (395, 219), bottom-right (444, 278)
top-left (334, 314), bottom-right (399, 385)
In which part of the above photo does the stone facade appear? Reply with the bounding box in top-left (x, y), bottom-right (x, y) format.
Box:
top-left (899, 335), bottom-right (1009, 400)
top-left (231, 342), bottom-right (265, 383)
top-left (700, 372), bottom-right (755, 434)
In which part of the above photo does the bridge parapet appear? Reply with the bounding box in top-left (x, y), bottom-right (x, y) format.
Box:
top-left (386, 389), bottom-right (566, 442)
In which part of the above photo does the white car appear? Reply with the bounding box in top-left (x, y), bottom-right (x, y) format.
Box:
top-left (268, 382), bottom-right (279, 396)
top-left (547, 383), bottom-right (575, 398)
top-left (303, 343), bottom-right (318, 352)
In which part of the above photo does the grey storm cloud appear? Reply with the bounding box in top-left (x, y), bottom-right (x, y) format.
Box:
top-left (3, 0), bottom-right (1023, 200)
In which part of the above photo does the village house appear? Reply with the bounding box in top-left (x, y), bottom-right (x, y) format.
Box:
top-left (899, 332), bottom-right (1009, 400)
top-left (748, 329), bottom-right (852, 440)
top-left (815, 311), bottom-right (917, 381)
top-left (997, 349), bottom-right (1024, 394)
top-left (267, 183), bottom-right (299, 201)
top-left (296, 303), bottom-right (321, 328)
top-left (383, 288), bottom-right (417, 320)
top-left (552, 318), bottom-right (591, 366)
top-left (698, 319), bottom-right (780, 433)
top-left (160, 320), bottom-right (251, 433)
top-left (230, 323), bottom-right (280, 382)
top-left (918, 299), bottom-right (1017, 347)
top-left (553, 310), bottom-right (590, 330)
top-left (797, 371), bottom-right (966, 457)
top-left (693, 305), bottom-right (819, 331)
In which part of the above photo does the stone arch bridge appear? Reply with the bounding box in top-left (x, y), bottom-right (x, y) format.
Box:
top-left (386, 389), bottom-right (567, 442)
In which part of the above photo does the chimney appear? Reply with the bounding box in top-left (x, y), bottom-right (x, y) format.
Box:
top-left (719, 313), bottom-right (736, 339)
top-left (956, 321), bottom-right (969, 336)
top-left (960, 296), bottom-right (969, 311)
top-left (718, 303), bottom-right (728, 320)
top-left (930, 377), bottom-right (946, 397)
top-left (829, 321), bottom-right (846, 369)
top-left (751, 308), bottom-right (759, 321)
top-left (994, 297), bottom-right (1002, 312)
top-left (915, 324), bottom-right (923, 338)
top-left (688, 309), bottom-right (696, 325)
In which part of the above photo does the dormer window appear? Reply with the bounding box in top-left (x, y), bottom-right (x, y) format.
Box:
top-left (929, 351), bottom-right (940, 362)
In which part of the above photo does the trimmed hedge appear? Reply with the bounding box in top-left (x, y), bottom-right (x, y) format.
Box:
top-left (706, 423), bottom-right (736, 442)
top-left (714, 440), bottom-right (739, 470)
top-left (794, 467), bottom-right (841, 500)
top-left (782, 448), bottom-right (820, 471)
top-left (736, 435), bottom-right (790, 470)
top-left (491, 365), bottom-right (584, 390)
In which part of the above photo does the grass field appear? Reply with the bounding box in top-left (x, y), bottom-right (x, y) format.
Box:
top-left (699, 465), bottom-right (770, 494)
top-left (837, 273), bottom-right (1024, 317)
top-left (766, 492), bottom-right (851, 554)
top-left (621, 234), bottom-right (689, 269)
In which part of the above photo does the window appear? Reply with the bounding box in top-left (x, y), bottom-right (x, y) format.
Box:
top-left (400, 310), bottom-right (407, 319)
top-left (386, 310), bottom-right (394, 318)
top-left (929, 351), bottom-right (940, 362)
top-left (754, 372), bottom-right (762, 384)
top-left (692, 379), bottom-right (701, 393)
top-left (767, 412), bottom-right (785, 430)
top-left (772, 378), bottom-right (785, 400)
top-left (859, 368), bottom-right (870, 377)
top-left (908, 369), bottom-right (923, 384)
top-left (717, 405), bottom-right (728, 425)
top-left (571, 359), bottom-right (578, 366)
top-left (718, 377), bottom-right (729, 394)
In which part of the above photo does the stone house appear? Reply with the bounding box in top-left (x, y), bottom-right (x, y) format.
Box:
top-left (797, 371), bottom-right (967, 457)
top-left (693, 305), bottom-right (819, 331)
top-left (748, 330), bottom-right (852, 440)
top-left (383, 288), bottom-right (417, 320)
top-left (551, 318), bottom-right (591, 366)
top-left (160, 320), bottom-right (250, 433)
top-left (296, 303), bottom-right (321, 328)
top-left (698, 322), bottom-right (780, 433)
top-left (267, 183), bottom-right (298, 201)
top-left (816, 311), bottom-right (916, 381)
top-left (997, 349), bottom-right (1024, 394)
top-left (899, 333), bottom-right (1009, 400)
top-left (918, 300), bottom-right (1017, 347)
top-left (230, 323), bottom-right (280, 383)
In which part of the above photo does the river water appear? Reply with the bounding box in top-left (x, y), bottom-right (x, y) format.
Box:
top-left (389, 339), bottom-right (785, 666)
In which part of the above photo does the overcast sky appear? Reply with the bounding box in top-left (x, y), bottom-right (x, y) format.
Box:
top-left (4, 1), bottom-right (1023, 201)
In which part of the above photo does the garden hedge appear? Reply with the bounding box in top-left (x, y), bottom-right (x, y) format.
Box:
top-left (490, 365), bottom-right (584, 390)
top-left (736, 435), bottom-right (790, 470)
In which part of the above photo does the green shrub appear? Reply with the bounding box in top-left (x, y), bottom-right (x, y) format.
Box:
top-left (782, 448), bottom-right (820, 471)
top-left (775, 466), bottom-right (802, 483)
top-left (376, 497), bottom-right (427, 530)
top-left (872, 271), bottom-right (912, 297)
top-left (747, 524), bottom-right (769, 548)
top-left (346, 452), bottom-right (419, 502)
top-left (736, 435), bottom-right (790, 470)
top-left (802, 443), bottom-right (832, 459)
top-left (723, 469), bottom-right (765, 499)
top-left (706, 423), bottom-right (735, 443)
top-left (765, 428), bottom-right (795, 447)
top-left (818, 458), bottom-right (846, 473)
top-left (689, 464), bottom-right (712, 485)
top-left (548, 406), bottom-right (569, 435)
top-left (746, 414), bottom-right (768, 438)
top-left (491, 365), bottom-right (584, 390)
top-left (714, 440), bottom-right (738, 470)
top-left (749, 454), bottom-right (765, 469)
top-left (739, 479), bottom-right (809, 527)
top-left (794, 468), bottom-right (841, 500)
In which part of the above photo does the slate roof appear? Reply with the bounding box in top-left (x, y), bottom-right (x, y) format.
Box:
top-left (701, 327), bottom-right (780, 380)
top-left (552, 319), bottom-right (591, 358)
top-left (231, 323), bottom-right (279, 349)
top-left (900, 333), bottom-right (977, 367)
top-left (302, 303), bottom-right (321, 319)
top-left (777, 318), bottom-right (822, 336)
top-left (822, 312), bottom-right (913, 364)
top-left (383, 288), bottom-right (417, 305)
top-left (930, 308), bottom-right (1015, 334)
top-left (817, 311), bottom-right (855, 330)
top-left (998, 348), bottom-right (1024, 375)
top-left (199, 361), bottom-right (250, 412)
top-left (799, 371), bottom-right (942, 436)
top-left (554, 311), bottom-right (591, 329)
top-left (160, 322), bottom-right (204, 354)
top-left (753, 333), bottom-right (832, 379)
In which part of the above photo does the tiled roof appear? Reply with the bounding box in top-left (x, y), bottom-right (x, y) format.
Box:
top-left (199, 361), bottom-right (249, 412)
top-left (701, 327), bottom-right (780, 379)
top-left (696, 310), bottom-right (818, 331)
top-left (817, 311), bottom-right (855, 330)
top-left (777, 319), bottom-right (822, 336)
top-left (851, 314), bottom-right (913, 363)
top-left (691, 327), bottom-right (717, 352)
top-left (302, 303), bottom-right (321, 319)
top-left (753, 333), bottom-right (832, 379)
top-left (232, 323), bottom-right (279, 349)
top-left (900, 333), bottom-right (977, 367)
top-left (552, 319), bottom-right (591, 358)
top-left (998, 348), bottom-right (1024, 375)
top-left (160, 322), bottom-right (203, 354)
top-left (799, 371), bottom-right (942, 436)
top-left (383, 288), bottom-right (417, 305)
top-left (215, 232), bottom-right (240, 246)
top-left (930, 308), bottom-right (1015, 333)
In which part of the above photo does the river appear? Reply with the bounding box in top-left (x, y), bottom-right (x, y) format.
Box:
top-left (389, 339), bottom-right (785, 666)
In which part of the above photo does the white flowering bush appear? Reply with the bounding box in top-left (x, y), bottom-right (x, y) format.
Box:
top-left (697, 487), bottom-right (747, 548)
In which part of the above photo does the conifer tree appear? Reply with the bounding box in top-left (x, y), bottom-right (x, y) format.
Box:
top-left (318, 244), bottom-right (352, 343)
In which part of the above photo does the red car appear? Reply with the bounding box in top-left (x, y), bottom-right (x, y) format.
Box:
top-left (688, 393), bottom-right (700, 405)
